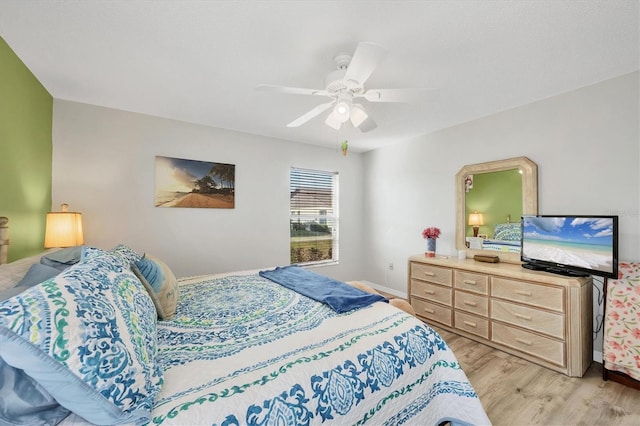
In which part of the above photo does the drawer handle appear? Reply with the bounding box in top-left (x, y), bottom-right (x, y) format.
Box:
top-left (463, 301), bottom-right (478, 307)
top-left (515, 290), bottom-right (532, 297)
top-left (463, 320), bottom-right (477, 328)
top-left (515, 337), bottom-right (533, 346)
top-left (423, 271), bottom-right (436, 277)
top-left (423, 289), bottom-right (435, 295)
top-left (423, 308), bottom-right (435, 314)
top-left (463, 279), bottom-right (477, 285)
top-left (515, 313), bottom-right (533, 321)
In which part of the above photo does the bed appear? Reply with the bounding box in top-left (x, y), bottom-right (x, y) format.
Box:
top-left (0, 223), bottom-right (490, 425)
top-left (603, 261), bottom-right (640, 389)
top-left (481, 222), bottom-right (521, 253)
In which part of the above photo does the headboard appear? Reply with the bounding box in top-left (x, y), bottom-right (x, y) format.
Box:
top-left (0, 217), bottom-right (8, 264)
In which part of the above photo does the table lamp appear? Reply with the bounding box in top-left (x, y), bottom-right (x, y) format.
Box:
top-left (44, 204), bottom-right (84, 248)
top-left (468, 211), bottom-right (484, 238)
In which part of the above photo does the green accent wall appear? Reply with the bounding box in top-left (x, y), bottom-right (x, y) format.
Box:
top-left (0, 37), bottom-right (53, 261)
top-left (465, 169), bottom-right (522, 237)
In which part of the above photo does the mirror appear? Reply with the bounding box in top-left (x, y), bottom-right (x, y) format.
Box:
top-left (456, 157), bottom-right (538, 264)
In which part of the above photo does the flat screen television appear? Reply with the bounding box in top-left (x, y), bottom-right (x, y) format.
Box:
top-left (521, 215), bottom-right (618, 278)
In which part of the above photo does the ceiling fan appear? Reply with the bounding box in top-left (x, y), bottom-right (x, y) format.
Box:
top-left (256, 42), bottom-right (439, 132)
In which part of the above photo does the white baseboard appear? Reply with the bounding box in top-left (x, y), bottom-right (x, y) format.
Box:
top-left (357, 280), bottom-right (407, 299)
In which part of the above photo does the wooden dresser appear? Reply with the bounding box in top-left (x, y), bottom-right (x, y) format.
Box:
top-left (408, 255), bottom-right (593, 377)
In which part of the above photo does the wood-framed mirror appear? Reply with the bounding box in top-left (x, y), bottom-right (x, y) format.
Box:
top-left (456, 156), bottom-right (538, 264)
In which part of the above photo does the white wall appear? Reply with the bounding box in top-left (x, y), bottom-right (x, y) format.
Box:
top-left (363, 71), bottom-right (639, 293)
top-left (52, 100), bottom-right (365, 281)
top-left (362, 71), bottom-right (639, 360)
top-left (52, 72), bottom-right (638, 361)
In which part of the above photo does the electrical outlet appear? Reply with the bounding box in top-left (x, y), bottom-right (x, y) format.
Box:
top-left (388, 262), bottom-right (394, 271)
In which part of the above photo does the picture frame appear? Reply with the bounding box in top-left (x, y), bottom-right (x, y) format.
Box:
top-left (155, 155), bottom-right (235, 208)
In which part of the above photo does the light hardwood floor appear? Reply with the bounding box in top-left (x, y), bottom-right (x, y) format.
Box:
top-left (430, 325), bottom-right (640, 425)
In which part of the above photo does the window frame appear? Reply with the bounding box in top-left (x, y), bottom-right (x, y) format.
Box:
top-left (289, 167), bottom-right (339, 266)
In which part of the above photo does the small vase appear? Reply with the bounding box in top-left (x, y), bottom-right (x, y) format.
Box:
top-left (425, 238), bottom-right (436, 257)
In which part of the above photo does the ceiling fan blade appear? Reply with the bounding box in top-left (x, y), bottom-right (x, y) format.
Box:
top-left (255, 84), bottom-right (329, 97)
top-left (343, 42), bottom-right (386, 86)
top-left (287, 102), bottom-right (334, 127)
top-left (358, 116), bottom-right (377, 133)
top-left (359, 88), bottom-right (440, 103)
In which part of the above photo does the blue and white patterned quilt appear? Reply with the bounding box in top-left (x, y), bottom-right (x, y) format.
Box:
top-left (62, 271), bottom-right (491, 426)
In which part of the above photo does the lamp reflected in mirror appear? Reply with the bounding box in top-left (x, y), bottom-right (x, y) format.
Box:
top-left (468, 211), bottom-right (484, 237)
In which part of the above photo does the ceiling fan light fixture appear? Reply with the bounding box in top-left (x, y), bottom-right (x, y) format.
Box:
top-left (350, 104), bottom-right (368, 128)
top-left (333, 100), bottom-right (351, 123)
top-left (325, 112), bottom-right (342, 130)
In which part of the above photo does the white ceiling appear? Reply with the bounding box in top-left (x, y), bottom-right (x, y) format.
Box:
top-left (1, 1), bottom-right (638, 152)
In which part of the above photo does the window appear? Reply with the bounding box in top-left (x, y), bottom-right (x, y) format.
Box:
top-left (290, 167), bottom-right (339, 265)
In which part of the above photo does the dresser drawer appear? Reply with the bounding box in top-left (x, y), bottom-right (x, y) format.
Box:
top-left (455, 270), bottom-right (489, 294)
top-left (412, 298), bottom-right (452, 326)
top-left (492, 322), bottom-right (565, 367)
top-left (454, 290), bottom-right (488, 317)
top-left (491, 299), bottom-right (565, 339)
top-left (455, 311), bottom-right (489, 339)
top-left (411, 280), bottom-right (452, 306)
top-left (411, 263), bottom-right (452, 287)
top-left (492, 277), bottom-right (564, 312)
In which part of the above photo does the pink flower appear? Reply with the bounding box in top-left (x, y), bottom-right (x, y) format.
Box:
top-left (422, 227), bottom-right (441, 239)
top-left (611, 312), bottom-right (620, 321)
top-left (633, 329), bottom-right (640, 339)
top-left (613, 299), bottom-right (625, 309)
top-left (606, 352), bottom-right (617, 362)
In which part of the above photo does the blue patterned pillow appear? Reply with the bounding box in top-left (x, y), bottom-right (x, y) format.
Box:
top-left (0, 248), bottom-right (163, 425)
top-left (111, 243), bottom-right (143, 263)
top-left (493, 222), bottom-right (522, 242)
top-left (80, 244), bottom-right (142, 264)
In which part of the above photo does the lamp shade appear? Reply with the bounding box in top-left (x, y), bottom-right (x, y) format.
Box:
top-left (44, 205), bottom-right (84, 248)
top-left (333, 100), bottom-right (351, 123)
top-left (468, 212), bottom-right (484, 226)
top-left (349, 104), bottom-right (368, 128)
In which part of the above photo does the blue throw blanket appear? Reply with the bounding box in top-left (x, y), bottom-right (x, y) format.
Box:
top-left (259, 266), bottom-right (387, 313)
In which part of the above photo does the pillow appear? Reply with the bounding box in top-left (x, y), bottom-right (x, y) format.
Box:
top-left (15, 263), bottom-right (61, 288)
top-left (0, 358), bottom-right (70, 425)
top-left (0, 248), bottom-right (163, 425)
top-left (40, 246), bottom-right (83, 271)
top-left (493, 222), bottom-right (522, 242)
top-left (0, 263), bottom-right (59, 301)
top-left (132, 254), bottom-right (179, 320)
top-left (110, 243), bottom-right (143, 264)
top-left (0, 249), bottom-right (60, 292)
top-left (0, 286), bottom-right (31, 302)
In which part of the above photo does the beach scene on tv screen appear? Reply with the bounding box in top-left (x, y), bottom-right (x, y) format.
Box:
top-left (522, 217), bottom-right (614, 274)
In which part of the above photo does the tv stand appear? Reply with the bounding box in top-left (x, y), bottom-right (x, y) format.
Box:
top-left (522, 262), bottom-right (589, 277)
top-left (545, 267), bottom-right (589, 278)
top-left (521, 263), bottom-right (547, 271)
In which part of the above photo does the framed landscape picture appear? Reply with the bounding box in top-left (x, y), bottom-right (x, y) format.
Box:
top-left (155, 156), bottom-right (235, 208)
